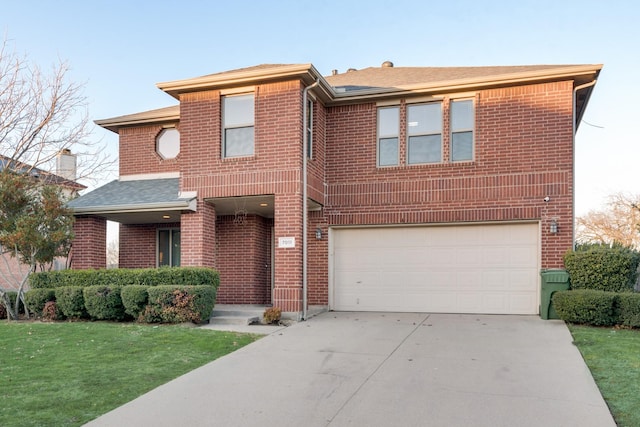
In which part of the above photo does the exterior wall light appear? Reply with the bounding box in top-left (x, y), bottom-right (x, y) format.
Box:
top-left (550, 219), bottom-right (558, 234)
top-left (315, 228), bottom-right (322, 240)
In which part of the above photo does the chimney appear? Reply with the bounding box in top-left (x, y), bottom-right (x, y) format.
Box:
top-left (56, 149), bottom-right (77, 181)
top-left (331, 69), bottom-right (338, 75)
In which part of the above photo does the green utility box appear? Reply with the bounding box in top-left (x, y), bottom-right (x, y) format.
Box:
top-left (540, 269), bottom-right (570, 320)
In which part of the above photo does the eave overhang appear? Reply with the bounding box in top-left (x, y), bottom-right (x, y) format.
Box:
top-left (157, 63), bottom-right (334, 103)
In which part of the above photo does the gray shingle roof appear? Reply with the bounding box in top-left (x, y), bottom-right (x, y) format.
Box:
top-left (323, 65), bottom-right (580, 91)
top-left (67, 178), bottom-right (193, 212)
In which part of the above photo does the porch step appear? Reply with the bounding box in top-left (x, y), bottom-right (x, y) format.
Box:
top-left (209, 304), bottom-right (267, 326)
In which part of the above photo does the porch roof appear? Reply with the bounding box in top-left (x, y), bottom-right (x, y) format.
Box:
top-left (67, 178), bottom-right (196, 224)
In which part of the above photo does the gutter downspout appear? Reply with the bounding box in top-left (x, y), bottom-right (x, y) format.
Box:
top-left (572, 79), bottom-right (597, 249)
top-left (302, 80), bottom-right (319, 321)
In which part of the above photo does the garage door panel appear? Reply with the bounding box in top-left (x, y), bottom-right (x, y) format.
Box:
top-left (332, 223), bottom-right (539, 314)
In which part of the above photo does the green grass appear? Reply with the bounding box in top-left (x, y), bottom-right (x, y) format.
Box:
top-left (0, 321), bottom-right (261, 427)
top-left (569, 325), bottom-right (640, 427)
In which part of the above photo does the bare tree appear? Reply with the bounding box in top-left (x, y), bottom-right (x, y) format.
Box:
top-left (0, 38), bottom-right (114, 183)
top-left (576, 193), bottom-right (640, 249)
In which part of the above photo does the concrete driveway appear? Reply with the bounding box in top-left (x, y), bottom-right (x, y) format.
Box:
top-left (85, 312), bottom-right (615, 427)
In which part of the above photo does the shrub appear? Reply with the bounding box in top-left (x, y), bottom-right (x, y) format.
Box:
top-left (3, 291), bottom-right (26, 315)
top-left (552, 289), bottom-right (618, 326)
top-left (121, 285), bottom-right (149, 318)
top-left (618, 293), bottom-right (640, 328)
top-left (83, 286), bottom-right (127, 321)
top-left (24, 289), bottom-right (56, 315)
top-left (30, 267), bottom-right (220, 289)
top-left (140, 286), bottom-right (216, 324)
top-left (564, 243), bottom-right (640, 292)
top-left (55, 287), bottom-right (88, 319)
top-left (42, 301), bottom-right (60, 321)
top-left (263, 307), bottom-right (281, 324)
top-left (0, 302), bottom-right (5, 319)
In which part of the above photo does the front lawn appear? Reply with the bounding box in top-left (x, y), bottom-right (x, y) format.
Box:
top-left (569, 324), bottom-right (640, 427)
top-left (0, 322), bottom-right (260, 427)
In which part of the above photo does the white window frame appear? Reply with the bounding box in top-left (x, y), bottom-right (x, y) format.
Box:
top-left (156, 127), bottom-right (180, 160)
top-left (450, 99), bottom-right (475, 162)
top-left (407, 102), bottom-right (442, 165)
top-left (222, 93), bottom-right (255, 158)
top-left (377, 106), bottom-right (400, 167)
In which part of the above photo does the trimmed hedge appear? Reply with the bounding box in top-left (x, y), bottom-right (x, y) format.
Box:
top-left (55, 287), bottom-right (88, 319)
top-left (141, 286), bottom-right (216, 324)
top-left (564, 244), bottom-right (640, 292)
top-left (552, 289), bottom-right (618, 326)
top-left (24, 288), bottom-right (56, 315)
top-left (618, 293), bottom-right (640, 328)
top-left (83, 285), bottom-right (127, 321)
top-left (29, 267), bottom-right (219, 289)
top-left (121, 285), bottom-right (149, 318)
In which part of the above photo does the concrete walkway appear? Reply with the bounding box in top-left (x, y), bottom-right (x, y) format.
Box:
top-left (85, 312), bottom-right (615, 427)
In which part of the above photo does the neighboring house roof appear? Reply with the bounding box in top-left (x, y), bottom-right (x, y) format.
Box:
top-left (0, 155), bottom-right (86, 190)
top-left (96, 62), bottom-right (602, 132)
top-left (67, 178), bottom-right (196, 224)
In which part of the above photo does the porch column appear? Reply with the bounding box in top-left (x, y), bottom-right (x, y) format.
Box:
top-left (181, 199), bottom-right (216, 268)
top-left (273, 193), bottom-right (303, 314)
top-left (71, 215), bottom-right (107, 269)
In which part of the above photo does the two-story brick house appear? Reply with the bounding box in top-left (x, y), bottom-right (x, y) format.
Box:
top-left (68, 61), bottom-right (601, 318)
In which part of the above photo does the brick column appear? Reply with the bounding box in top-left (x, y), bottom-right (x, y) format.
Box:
top-left (272, 193), bottom-right (303, 314)
top-left (180, 200), bottom-right (216, 268)
top-left (71, 216), bottom-right (107, 269)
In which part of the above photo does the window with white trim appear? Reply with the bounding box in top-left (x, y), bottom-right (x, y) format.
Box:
top-left (158, 229), bottom-right (180, 267)
top-left (450, 99), bottom-right (474, 162)
top-left (156, 128), bottom-right (180, 159)
top-left (223, 93), bottom-right (254, 158)
top-left (377, 106), bottom-right (399, 167)
top-left (407, 103), bottom-right (442, 164)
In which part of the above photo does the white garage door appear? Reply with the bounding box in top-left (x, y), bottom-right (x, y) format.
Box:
top-left (331, 223), bottom-right (539, 314)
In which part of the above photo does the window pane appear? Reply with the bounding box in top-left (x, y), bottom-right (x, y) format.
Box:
top-left (171, 230), bottom-right (181, 267)
top-left (158, 230), bottom-right (170, 267)
top-left (378, 137), bottom-right (398, 166)
top-left (378, 107), bottom-right (399, 137)
top-left (225, 127), bottom-right (254, 157)
top-left (408, 135), bottom-right (441, 164)
top-left (407, 103), bottom-right (441, 135)
top-left (451, 100), bottom-right (473, 130)
top-left (451, 132), bottom-right (473, 161)
top-left (156, 128), bottom-right (180, 159)
top-left (224, 94), bottom-right (254, 127)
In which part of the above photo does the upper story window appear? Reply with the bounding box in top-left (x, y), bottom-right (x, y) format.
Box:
top-left (377, 106), bottom-right (399, 167)
top-left (306, 99), bottom-right (313, 159)
top-left (407, 103), bottom-right (442, 164)
top-left (450, 99), bottom-right (474, 162)
top-left (223, 93), bottom-right (254, 158)
top-left (156, 128), bottom-right (180, 159)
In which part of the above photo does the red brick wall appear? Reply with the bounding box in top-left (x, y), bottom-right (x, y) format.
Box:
top-left (72, 216), bottom-right (107, 269)
top-left (307, 210), bottom-right (328, 305)
top-left (216, 214), bottom-right (272, 304)
top-left (178, 81), bottom-right (306, 311)
top-left (119, 125), bottom-right (181, 176)
top-left (323, 81), bottom-right (574, 274)
top-left (181, 200), bottom-right (216, 268)
top-left (118, 223), bottom-right (164, 268)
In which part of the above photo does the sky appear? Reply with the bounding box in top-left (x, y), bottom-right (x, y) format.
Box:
top-left (2, 0), bottom-right (639, 221)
